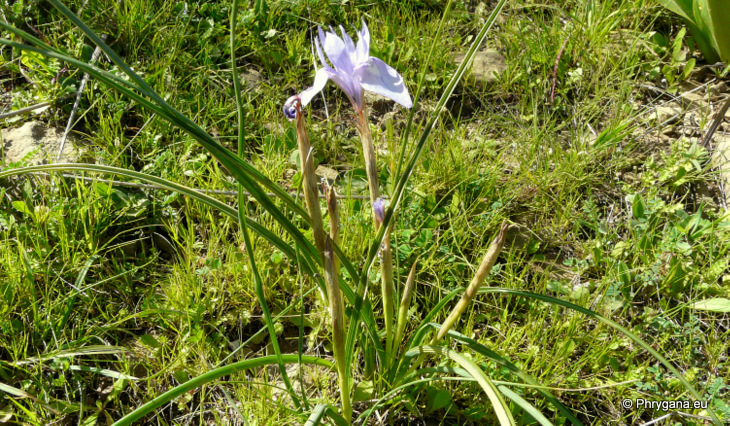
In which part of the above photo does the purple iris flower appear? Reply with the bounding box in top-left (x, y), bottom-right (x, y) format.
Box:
top-left (298, 20), bottom-right (412, 112)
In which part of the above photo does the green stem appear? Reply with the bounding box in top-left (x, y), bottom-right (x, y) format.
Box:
top-left (357, 108), bottom-right (380, 218)
top-left (357, 107), bottom-right (395, 367)
top-left (381, 228), bottom-right (395, 366)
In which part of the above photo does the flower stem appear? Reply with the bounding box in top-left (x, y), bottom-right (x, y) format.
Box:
top-left (357, 108), bottom-right (380, 214)
top-left (381, 228), bottom-right (395, 365)
top-left (357, 107), bottom-right (395, 368)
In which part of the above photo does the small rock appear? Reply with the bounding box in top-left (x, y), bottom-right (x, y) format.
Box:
top-left (263, 121), bottom-right (285, 134)
top-left (708, 81), bottom-right (728, 96)
top-left (2, 121), bottom-right (83, 165)
top-left (651, 104), bottom-right (683, 125)
top-left (240, 68), bottom-right (265, 91)
top-left (315, 165), bottom-right (338, 182)
top-left (378, 111), bottom-right (407, 131)
top-left (455, 49), bottom-right (508, 86)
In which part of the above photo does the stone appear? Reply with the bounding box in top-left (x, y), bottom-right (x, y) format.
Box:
top-left (315, 165), bottom-right (338, 182)
top-left (708, 81), bottom-right (728, 97)
top-left (271, 364), bottom-right (331, 404)
top-left (1, 121), bottom-right (83, 165)
top-left (240, 68), bottom-right (265, 91)
top-left (455, 49), bottom-right (508, 86)
top-left (651, 104), bottom-right (683, 125)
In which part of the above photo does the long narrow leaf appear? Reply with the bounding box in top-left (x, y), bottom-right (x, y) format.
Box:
top-left (228, 0), bottom-right (299, 409)
top-left (0, 164), bottom-right (382, 374)
top-left (393, 0), bottom-right (454, 186)
top-left (45, 0), bottom-right (314, 219)
top-left (373, 0), bottom-right (508, 278)
top-left (0, 164), bottom-right (294, 260)
top-left (0, 13), bottom-right (326, 276)
top-left (237, 184), bottom-right (301, 408)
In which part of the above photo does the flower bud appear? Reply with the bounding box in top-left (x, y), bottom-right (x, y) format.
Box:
top-left (282, 95), bottom-right (301, 120)
top-left (372, 197), bottom-right (385, 224)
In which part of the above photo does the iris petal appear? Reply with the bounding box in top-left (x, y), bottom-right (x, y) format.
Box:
top-left (300, 68), bottom-right (330, 107)
top-left (322, 30), bottom-right (353, 73)
top-left (340, 25), bottom-right (357, 65)
top-left (357, 57), bottom-right (412, 108)
top-left (356, 19), bottom-right (370, 64)
top-left (315, 36), bottom-right (333, 72)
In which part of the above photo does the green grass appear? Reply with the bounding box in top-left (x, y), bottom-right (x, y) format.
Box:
top-left (1, 0), bottom-right (729, 424)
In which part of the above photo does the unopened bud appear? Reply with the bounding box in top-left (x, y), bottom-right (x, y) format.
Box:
top-left (283, 95), bottom-right (301, 120)
top-left (373, 197), bottom-right (385, 224)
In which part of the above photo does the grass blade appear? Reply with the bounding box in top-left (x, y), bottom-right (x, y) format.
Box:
top-left (55, 255), bottom-right (96, 332)
top-left (67, 365), bottom-right (138, 380)
top-left (12, 345), bottom-right (129, 366)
